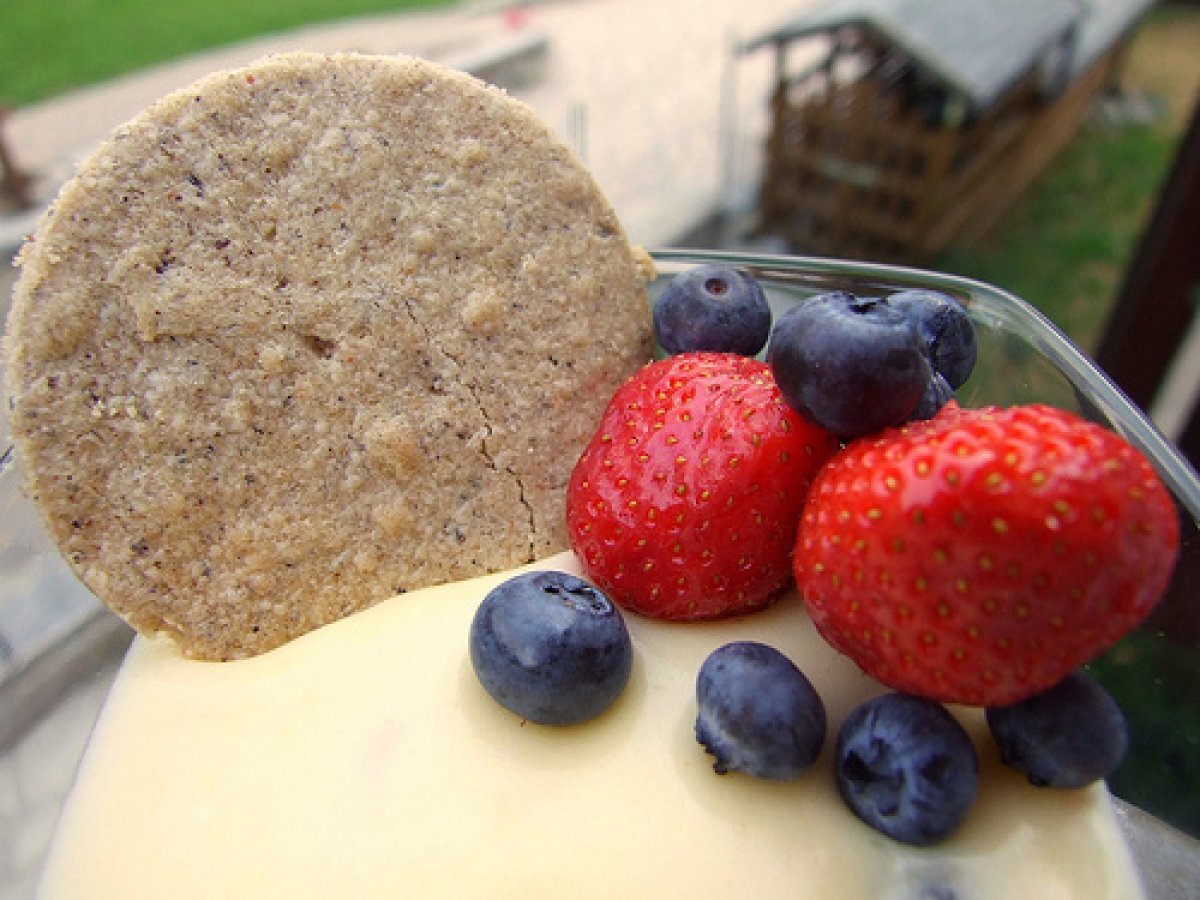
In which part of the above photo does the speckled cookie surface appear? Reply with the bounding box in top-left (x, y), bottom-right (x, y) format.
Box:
top-left (4, 52), bottom-right (653, 660)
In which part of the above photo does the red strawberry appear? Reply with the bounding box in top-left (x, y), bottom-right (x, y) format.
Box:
top-left (794, 403), bottom-right (1179, 707)
top-left (567, 352), bottom-right (838, 620)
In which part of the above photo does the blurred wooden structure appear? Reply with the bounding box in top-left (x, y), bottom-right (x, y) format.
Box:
top-left (743, 0), bottom-right (1154, 264)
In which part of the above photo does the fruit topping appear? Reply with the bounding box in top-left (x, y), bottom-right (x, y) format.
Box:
top-left (794, 402), bottom-right (1179, 706)
top-left (469, 570), bottom-right (633, 725)
top-left (566, 352), bottom-right (838, 619)
top-left (986, 670), bottom-right (1129, 788)
top-left (836, 693), bottom-right (979, 846)
top-left (652, 265), bottom-right (772, 357)
top-left (886, 289), bottom-right (978, 390)
top-left (694, 641), bottom-right (827, 780)
top-left (767, 292), bottom-right (934, 439)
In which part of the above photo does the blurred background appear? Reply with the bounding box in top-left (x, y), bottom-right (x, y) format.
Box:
top-left (2, 0), bottom-right (1199, 893)
top-left (3, 0), bottom-right (1198, 457)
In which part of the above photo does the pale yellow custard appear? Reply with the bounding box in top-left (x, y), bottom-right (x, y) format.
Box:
top-left (40, 552), bottom-right (1143, 899)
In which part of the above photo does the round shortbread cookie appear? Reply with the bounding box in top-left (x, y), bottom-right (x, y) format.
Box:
top-left (4, 52), bottom-right (653, 660)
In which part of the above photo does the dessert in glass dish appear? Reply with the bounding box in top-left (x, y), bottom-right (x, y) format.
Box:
top-left (5, 249), bottom-right (1197, 899)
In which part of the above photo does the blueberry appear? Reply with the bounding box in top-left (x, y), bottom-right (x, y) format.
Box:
top-left (653, 265), bottom-right (772, 356)
top-left (695, 641), bottom-right (826, 780)
top-left (767, 292), bottom-right (932, 439)
top-left (909, 370), bottom-right (955, 422)
top-left (887, 289), bottom-right (977, 389)
top-left (986, 671), bottom-right (1128, 788)
top-left (469, 571), bottom-right (632, 726)
top-left (836, 693), bottom-right (978, 846)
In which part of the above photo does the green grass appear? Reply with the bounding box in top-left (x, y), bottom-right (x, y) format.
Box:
top-left (0, 0), bottom-right (457, 108)
top-left (937, 121), bottom-right (1178, 353)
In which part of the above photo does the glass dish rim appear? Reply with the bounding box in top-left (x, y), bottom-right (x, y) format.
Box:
top-left (648, 247), bottom-right (1200, 521)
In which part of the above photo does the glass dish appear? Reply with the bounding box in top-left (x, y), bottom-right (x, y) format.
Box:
top-left (2, 249), bottom-right (1198, 899)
